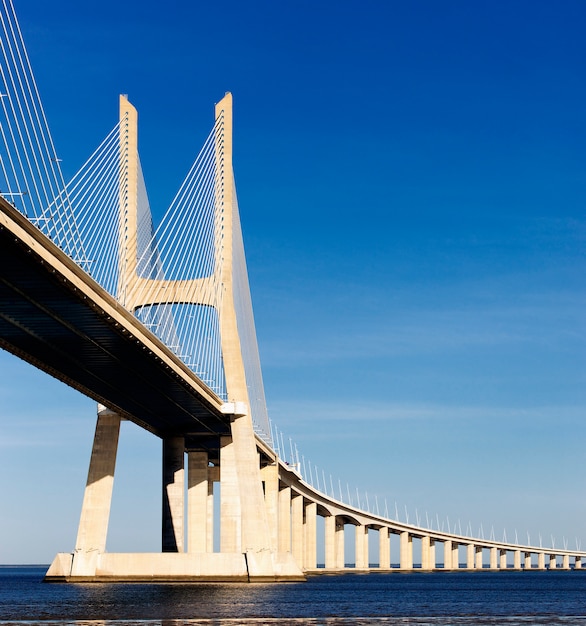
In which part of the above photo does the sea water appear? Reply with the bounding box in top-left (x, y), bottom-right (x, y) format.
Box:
top-left (1, 566), bottom-right (586, 625)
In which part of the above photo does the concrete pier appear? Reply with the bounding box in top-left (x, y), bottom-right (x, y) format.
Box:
top-left (162, 437), bottom-right (184, 553)
top-left (69, 408), bottom-right (121, 578)
top-left (187, 450), bottom-right (209, 553)
top-left (400, 531), bottom-right (413, 570)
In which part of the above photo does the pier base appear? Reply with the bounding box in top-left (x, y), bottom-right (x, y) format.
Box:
top-left (45, 551), bottom-right (305, 582)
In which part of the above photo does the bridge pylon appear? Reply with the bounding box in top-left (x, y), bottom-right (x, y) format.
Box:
top-left (45, 94), bottom-right (303, 582)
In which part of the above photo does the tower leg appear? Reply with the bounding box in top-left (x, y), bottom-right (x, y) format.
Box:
top-left (228, 413), bottom-right (271, 553)
top-left (222, 410), bottom-right (304, 580)
top-left (219, 434), bottom-right (241, 553)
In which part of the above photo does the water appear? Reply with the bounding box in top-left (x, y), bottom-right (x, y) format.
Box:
top-left (1, 566), bottom-right (586, 625)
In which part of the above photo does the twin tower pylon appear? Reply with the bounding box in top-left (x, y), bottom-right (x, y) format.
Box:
top-left (46, 94), bottom-right (304, 581)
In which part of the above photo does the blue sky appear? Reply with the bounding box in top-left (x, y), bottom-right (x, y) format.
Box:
top-left (0, 0), bottom-right (585, 563)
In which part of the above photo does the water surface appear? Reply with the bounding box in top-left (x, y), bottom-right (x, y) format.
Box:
top-left (1, 566), bottom-right (585, 625)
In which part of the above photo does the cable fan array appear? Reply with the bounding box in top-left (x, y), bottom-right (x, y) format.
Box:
top-left (0, 0), bottom-right (83, 260)
top-left (52, 120), bottom-right (125, 293)
top-left (125, 118), bottom-right (227, 400)
top-left (0, 0), bottom-right (272, 443)
top-left (58, 108), bottom-right (228, 400)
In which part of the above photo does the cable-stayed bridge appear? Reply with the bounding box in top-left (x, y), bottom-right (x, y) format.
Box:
top-left (0, 1), bottom-right (583, 581)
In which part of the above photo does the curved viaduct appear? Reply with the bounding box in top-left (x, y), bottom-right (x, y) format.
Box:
top-left (270, 447), bottom-right (585, 572)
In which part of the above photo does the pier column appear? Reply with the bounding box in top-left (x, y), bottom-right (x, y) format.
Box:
top-left (444, 540), bottom-right (453, 570)
top-left (562, 554), bottom-right (570, 570)
top-left (513, 550), bottom-right (521, 570)
top-left (430, 539), bottom-right (436, 569)
top-left (400, 531), bottom-right (413, 570)
top-left (219, 435), bottom-right (241, 553)
top-left (260, 463), bottom-right (279, 551)
top-left (187, 450), bottom-right (208, 553)
top-left (379, 527), bottom-right (390, 569)
top-left (162, 436), bottom-right (185, 552)
top-left (72, 409), bottom-right (121, 576)
top-left (335, 520), bottom-right (345, 569)
top-left (524, 552), bottom-right (532, 570)
top-left (304, 501), bottom-right (317, 570)
top-left (466, 544), bottom-right (475, 570)
top-left (575, 556), bottom-right (582, 570)
top-left (452, 542), bottom-right (459, 569)
top-left (278, 485), bottom-right (292, 553)
top-left (489, 547), bottom-right (498, 570)
top-left (538, 552), bottom-right (546, 570)
top-left (362, 525), bottom-right (370, 569)
top-left (324, 515), bottom-right (336, 570)
top-left (355, 524), bottom-right (369, 570)
top-left (499, 549), bottom-right (507, 570)
top-left (421, 535), bottom-right (432, 571)
top-left (207, 465), bottom-right (218, 552)
top-left (549, 554), bottom-right (557, 570)
top-left (475, 546), bottom-right (483, 569)
top-left (291, 494), bottom-right (304, 567)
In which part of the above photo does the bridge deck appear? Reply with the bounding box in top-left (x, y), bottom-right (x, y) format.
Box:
top-left (0, 197), bottom-right (230, 455)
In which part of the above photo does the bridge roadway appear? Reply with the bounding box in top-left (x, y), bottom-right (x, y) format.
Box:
top-left (1, 194), bottom-right (584, 577)
top-left (271, 448), bottom-right (586, 571)
top-left (0, 196), bottom-right (230, 460)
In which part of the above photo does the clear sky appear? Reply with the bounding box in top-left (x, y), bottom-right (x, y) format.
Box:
top-left (0, 0), bottom-right (584, 564)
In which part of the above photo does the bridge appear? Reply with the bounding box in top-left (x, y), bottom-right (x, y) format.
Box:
top-left (0, 1), bottom-right (583, 581)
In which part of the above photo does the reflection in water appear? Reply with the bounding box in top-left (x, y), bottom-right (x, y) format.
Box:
top-left (1, 567), bottom-right (586, 625)
top-left (0, 615), bottom-right (586, 626)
